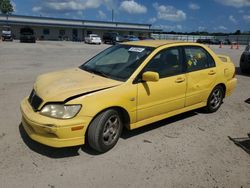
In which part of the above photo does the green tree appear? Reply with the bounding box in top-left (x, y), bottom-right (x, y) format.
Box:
top-left (0, 0), bottom-right (14, 14)
top-left (234, 30), bottom-right (241, 35)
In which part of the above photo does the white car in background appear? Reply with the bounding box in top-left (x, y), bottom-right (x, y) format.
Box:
top-left (85, 34), bottom-right (102, 44)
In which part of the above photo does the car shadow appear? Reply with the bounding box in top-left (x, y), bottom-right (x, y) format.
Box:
top-left (121, 110), bottom-right (198, 139)
top-left (245, 98), bottom-right (250, 104)
top-left (235, 67), bottom-right (250, 77)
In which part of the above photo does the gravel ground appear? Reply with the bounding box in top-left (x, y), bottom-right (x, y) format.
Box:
top-left (0, 41), bottom-right (249, 188)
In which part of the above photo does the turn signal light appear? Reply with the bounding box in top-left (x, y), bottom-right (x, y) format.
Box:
top-left (71, 126), bottom-right (84, 131)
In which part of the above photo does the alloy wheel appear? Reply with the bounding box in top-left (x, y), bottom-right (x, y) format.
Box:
top-left (210, 88), bottom-right (222, 109)
top-left (102, 115), bottom-right (120, 145)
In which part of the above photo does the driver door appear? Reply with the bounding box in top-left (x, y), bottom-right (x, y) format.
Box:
top-left (136, 47), bottom-right (187, 121)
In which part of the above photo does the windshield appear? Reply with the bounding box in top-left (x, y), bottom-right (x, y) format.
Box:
top-left (80, 45), bottom-right (154, 81)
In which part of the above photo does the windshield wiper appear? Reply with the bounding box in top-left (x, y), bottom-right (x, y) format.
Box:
top-left (83, 67), bottom-right (109, 78)
top-left (91, 70), bottom-right (110, 78)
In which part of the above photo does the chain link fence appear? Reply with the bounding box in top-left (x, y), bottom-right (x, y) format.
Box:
top-left (151, 33), bottom-right (250, 45)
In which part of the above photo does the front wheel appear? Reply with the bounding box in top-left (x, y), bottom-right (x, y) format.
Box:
top-left (87, 109), bottom-right (123, 153)
top-left (204, 85), bottom-right (224, 113)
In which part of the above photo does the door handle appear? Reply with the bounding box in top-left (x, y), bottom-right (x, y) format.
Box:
top-left (175, 77), bottom-right (185, 83)
top-left (208, 70), bottom-right (216, 75)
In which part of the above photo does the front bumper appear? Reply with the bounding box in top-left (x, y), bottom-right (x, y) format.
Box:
top-left (2, 35), bottom-right (12, 40)
top-left (20, 98), bottom-right (92, 148)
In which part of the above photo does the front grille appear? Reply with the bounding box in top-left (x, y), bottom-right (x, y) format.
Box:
top-left (28, 89), bottom-right (43, 111)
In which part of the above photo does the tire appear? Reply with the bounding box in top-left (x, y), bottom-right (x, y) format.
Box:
top-left (87, 109), bottom-right (123, 153)
top-left (204, 85), bottom-right (224, 113)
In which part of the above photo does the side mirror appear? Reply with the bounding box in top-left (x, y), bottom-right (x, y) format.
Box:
top-left (142, 71), bottom-right (159, 82)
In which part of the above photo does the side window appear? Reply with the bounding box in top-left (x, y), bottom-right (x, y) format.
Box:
top-left (144, 48), bottom-right (183, 78)
top-left (184, 46), bottom-right (215, 72)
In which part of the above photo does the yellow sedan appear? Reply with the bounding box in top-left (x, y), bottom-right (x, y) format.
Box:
top-left (20, 40), bottom-right (237, 152)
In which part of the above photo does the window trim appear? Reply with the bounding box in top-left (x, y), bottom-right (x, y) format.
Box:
top-left (182, 45), bottom-right (216, 73)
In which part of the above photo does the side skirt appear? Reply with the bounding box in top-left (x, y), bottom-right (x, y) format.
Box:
top-left (130, 102), bottom-right (206, 130)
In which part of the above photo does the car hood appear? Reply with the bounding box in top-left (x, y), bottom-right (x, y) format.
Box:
top-left (34, 68), bottom-right (122, 102)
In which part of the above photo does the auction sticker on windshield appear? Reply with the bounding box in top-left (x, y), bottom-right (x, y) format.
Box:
top-left (128, 47), bottom-right (145, 53)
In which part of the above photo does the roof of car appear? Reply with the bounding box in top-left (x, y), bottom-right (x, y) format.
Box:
top-left (123, 40), bottom-right (197, 48)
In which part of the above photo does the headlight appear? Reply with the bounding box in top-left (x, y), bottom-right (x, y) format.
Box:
top-left (40, 104), bottom-right (81, 119)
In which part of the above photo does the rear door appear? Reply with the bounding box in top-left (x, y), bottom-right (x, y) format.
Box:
top-left (183, 46), bottom-right (217, 106)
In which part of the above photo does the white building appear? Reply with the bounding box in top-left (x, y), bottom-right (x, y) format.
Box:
top-left (0, 14), bottom-right (160, 41)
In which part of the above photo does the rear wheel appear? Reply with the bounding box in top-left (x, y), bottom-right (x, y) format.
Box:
top-left (204, 85), bottom-right (224, 113)
top-left (87, 109), bottom-right (123, 153)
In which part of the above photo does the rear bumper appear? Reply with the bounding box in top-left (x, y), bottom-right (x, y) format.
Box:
top-left (20, 98), bottom-right (92, 148)
top-left (225, 78), bottom-right (237, 97)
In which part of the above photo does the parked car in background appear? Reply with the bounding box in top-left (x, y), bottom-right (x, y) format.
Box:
top-left (221, 39), bottom-right (232, 45)
top-left (196, 39), bottom-right (211, 44)
top-left (196, 39), bottom-right (220, 45)
top-left (85, 34), bottom-right (102, 44)
top-left (138, 36), bottom-right (155, 40)
top-left (1, 26), bottom-right (13, 41)
top-left (20, 40), bottom-right (237, 153)
top-left (123, 35), bottom-right (139, 41)
top-left (20, 27), bottom-right (36, 43)
top-left (240, 44), bottom-right (250, 73)
top-left (103, 32), bottom-right (125, 44)
top-left (210, 39), bottom-right (220, 45)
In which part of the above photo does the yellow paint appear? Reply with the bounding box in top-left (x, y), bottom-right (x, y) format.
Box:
top-left (20, 40), bottom-right (237, 148)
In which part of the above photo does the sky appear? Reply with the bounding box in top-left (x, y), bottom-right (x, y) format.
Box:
top-left (11, 0), bottom-right (250, 32)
